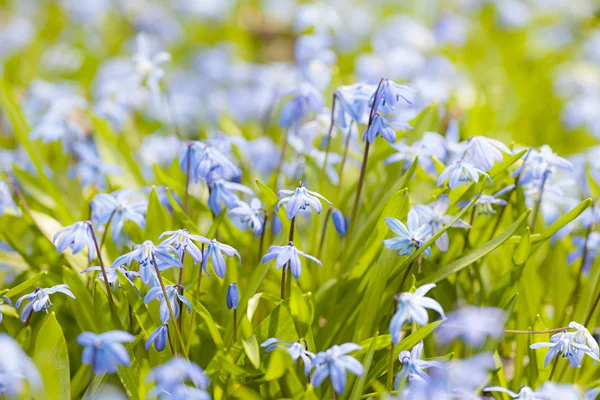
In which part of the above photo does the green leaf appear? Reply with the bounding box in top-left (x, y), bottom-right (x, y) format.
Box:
top-left (145, 186), bottom-right (170, 241)
top-left (63, 267), bottom-right (97, 332)
top-left (4, 271), bottom-right (47, 298)
top-left (265, 347), bottom-right (292, 381)
top-left (532, 198), bottom-right (591, 245)
top-left (513, 227), bottom-right (531, 266)
top-left (419, 209), bottom-right (531, 284)
top-left (94, 281), bottom-right (122, 331)
top-left (34, 313), bottom-right (70, 400)
top-left (165, 187), bottom-right (200, 234)
top-left (255, 179), bottom-right (291, 236)
top-left (350, 331), bottom-right (378, 400)
top-left (242, 335), bottom-right (261, 369)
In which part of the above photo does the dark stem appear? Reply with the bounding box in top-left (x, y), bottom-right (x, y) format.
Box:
top-left (258, 211), bottom-right (268, 265)
top-left (166, 323), bottom-right (175, 356)
top-left (585, 284), bottom-right (600, 327)
top-left (233, 308), bottom-right (238, 342)
top-left (399, 259), bottom-right (416, 292)
top-left (337, 121), bottom-right (354, 192)
top-left (317, 208), bottom-right (333, 259)
top-left (186, 244), bottom-right (205, 353)
top-left (86, 222), bottom-right (115, 308)
top-left (319, 93), bottom-right (337, 193)
top-left (461, 206), bottom-right (477, 254)
top-left (25, 310), bottom-right (33, 327)
top-left (177, 253), bottom-right (186, 340)
top-left (128, 304), bottom-right (134, 333)
top-left (281, 218), bottom-right (295, 299)
top-left (184, 143), bottom-right (192, 213)
top-left (99, 209), bottom-right (116, 251)
top-left (531, 172), bottom-right (548, 233)
top-left (548, 357), bottom-right (560, 381)
top-left (280, 264), bottom-right (287, 300)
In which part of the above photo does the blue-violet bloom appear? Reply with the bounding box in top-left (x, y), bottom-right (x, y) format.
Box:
top-left (77, 331), bottom-right (134, 374)
top-left (16, 285), bottom-right (75, 322)
top-left (261, 243), bottom-right (322, 279)
top-left (111, 240), bottom-right (183, 284)
top-left (276, 182), bottom-right (331, 220)
top-left (53, 221), bottom-right (96, 262)
top-left (261, 338), bottom-right (315, 376)
top-left (383, 210), bottom-right (433, 257)
top-left (311, 343), bottom-right (364, 395)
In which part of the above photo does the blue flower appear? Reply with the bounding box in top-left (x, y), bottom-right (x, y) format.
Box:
top-left (437, 306), bottom-right (506, 347)
top-left (0, 181), bottom-right (19, 217)
top-left (226, 283), bottom-right (239, 310)
top-left (331, 209), bottom-right (347, 236)
top-left (362, 113), bottom-right (412, 144)
top-left (276, 182), bottom-right (331, 220)
top-left (159, 229), bottom-right (207, 264)
top-left (208, 179), bottom-right (254, 215)
top-left (132, 34), bottom-right (171, 107)
top-left (81, 264), bottom-right (139, 288)
top-left (412, 195), bottom-right (470, 252)
top-left (334, 83), bottom-right (377, 128)
top-left (149, 357), bottom-right (210, 400)
top-left (567, 232), bottom-right (600, 275)
top-left (278, 82), bottom-right (324, 129)
top-left (91, 188), bottom-right (147, 243)
top-left (463, 136), bottom-right (511, 170)
top-left (179, 141), bottom-right (240, 183)
top-left (311, 343), bottom-right (364, 395)
top-left (484, 386), bottom-right (539, 399)
top-left (515, 145), bottom-right (573, 185)
top-left (530, 330), bottom-right (598, 368)
top-left (71, 142), bottom-right (121, 189)
top-left (383, 210), bottom-right (433, 257)
top-left (459, 185), bottom-right (515, 215)
top-left (201, 238), bottom-right (241, 279)
top-left (261, 243), bottom-right (322, 279)
top-left (395, 341), bottom-right (443, 389)
top-left (437, 159), bottom-right (489, 189)
top-left (111, 240), bottom-right (183, 284)
top-left (0, 296), bottom-right (12, 324)
top-left (272, 213), bottom-right (283, 236)
top-left (0, 334), bottom-right (42, 397)
top-left (228, 198), bottom-right (264, 235)
top-left (29, 95), bottom-right (87, 150)
top-left (261, 338), bottom-right (315, 375)
top-left (384, 132), bottom-right (448, 174)
top-left (53, 221), bottom-right (96, 262)
top-left (145, 323), bottom-right (169, 352)
top-left (390, 284), bottom-right (445, 345)
top-left (370, 79), bottom-right (415, 114)
top-left (144, 284), bottom-right (192, 323)
top-left (569, 321), bottom-right (599, 362)
top-left (77, 331), bottom-right (134, 374)
top-left (16, 285), bottom-right (76, 322)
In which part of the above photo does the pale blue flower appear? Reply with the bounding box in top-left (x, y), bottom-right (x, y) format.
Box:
top-left (334, 83), bottom-right (377, 128)
top-left (331, 209), bottom-right (347, 236)
top-left (278, 82), bottom-right (324, 129)
top-left (111, 240), bottom-right (182, 284)
top-left (145, 323), bottom-right (168, 352)
top-left (530, 330), bottom-right (598, 368)
top-left (261, 243), bottom-right (321, 279)
top-left (370, 79), bottom-right (415, 114)
top-left (77, 331), bottom-right (134, 374)
top-left (0, 334), bottom-right (42, 397)
top-left (0, 181), bottom-right (19, 217)
top-left (412, 195), bottom-right (470, 252)
top-left (567, 232), bottom-right (600, 275)
top-left (311, 343), bottom-right (364, 395)
top-left (464, 136), bottom-right (511, 171)
top-left (208, 179), bottom-right (254, 215)
top-left (81, 264), bottom-right (139, 288)
top-left (91, 188), bottom-right (147, 242)
top-left (390, 284), bottom-right (445, 345)
top-left (29, 95), bottom-right (87, 150)
top-left (437, 306), bottom-right (506, 347)
top-left (201, 238), bottom-right (241, 279)
top-left (179, 141), bottom-right (238, 183)
top-left (569, 321), bottom-right (599, 362)
top-left (461, 185), bottom-right (515, 215)
top-left (385, 132), bottom-right (448, 174)
top-left (159, 229), bottom-right (207, 264)
top-left (383, 210), bottom-right (433, 257)
top-left (16, 285), bottom-right (75, 322)
top-left (52, 221), bottom-right (96, 262)
top-left (276, 183), bottom-right (331, 220)
top-left (395, 341), bottom-right (443, 389)
top-left (437, 159), bottom-right (488, 189)
top-left (226, 283), bottom-right (239, 310)
top-left (132, 34), bottom-right (171, 107)
top-left (144, 285), bottom-right (191, 323)
top-left (362, 113), bottom-right (411, 144)
top-left (71, 142), bottom-right (121, 188)
top-left (228, 198), bottom-right (264, 235)
top-left (484, 386), bottom-right (540, 399)
top-left (515, 145), bottom-right (573, 185)
top-left (261, 338), bottom-right (315, 376)
top-left (0, 296), bottom-right (12, 324)
top-left (149, 357), bottom-right (210, 400)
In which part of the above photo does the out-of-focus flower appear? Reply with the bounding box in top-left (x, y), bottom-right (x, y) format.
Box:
top-left (16, 285), bottom-right (75, 322)
top-left (464, 136), bottom-right (511, 171)
top-left (53, 221), bottom-right (96, 262)
top-left (146, 323), bottom-right (168, 352)
top-left (437, 159), bottom-right (488, 189)
top-left (228, 198), bottom-right (264, 235)
top-left (567, 232), bottom-right (600, 275)
top-left (371, 79), bottom-right (415, 114)
top-left (395, 341), bottom-right (443, 389)
top-left (311, 343), bottom-right (364, 395)
top-left (226, 283), bottom-right (239, 310)
top-left (385, 132), bottom-right (447, 174)
top-left (179, 141), bottom-right (240, 183)
top-left (437, 306), bottom-right (506, 347)
top-left (516, 145), bottom-right (573, 185)
top-left (390, 284), bottom-right (445, 345)
top-left (261, 243), bottom-right (321, 279)
top-left (278, 82), bottom-right (324, 129)
top-left (334, 83), bottom-right (377, 128)
top-left (132, 34), bottom-right (171, 106)
top-left (276, 183), bottom-right (331, 220)
top-left (81, 265), bottom-right (139, 289)
top-left (383, 210), bottom-right (433, 257)
top-left (0, 181), bottom-right (19, 217)
top-left (144, 284), bottom-right (191, 323)
top-left (208, 179), bottom-right (254, 215)
top-left (530, 329), bottom-right (598, 368)
top-left (91, 189), bottom-right (147, 243)
top-left (111, 240), bottom-right (182, 284)
top-left (412, 195), bottom-right (470, 252)
top-left (149, 357), bottom-right (210, 399)
top-left (29, 95), bottom-right (87, 151)
top-left (0, 334), bottom-right (42, 397)
top-left (159, 229), bottom-right (206, 264)
top-left (0, 296), bottom-right (12, 324)
top-left (362, 113), bottom-right (411, 144)
top-left (484, 385), bottom-right (540, 399)
top-left (261, 338), bottom-right (315, 375)
top-left (461, 185), bottom-right (515, 215)
top-left (72, 142), bottom-right (121, 188)
top-left (78, 331), bottom-right (134, 374)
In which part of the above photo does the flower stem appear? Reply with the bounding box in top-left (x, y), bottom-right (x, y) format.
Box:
top-left (585, 283), bottom-right (600, 327)
top-left (281, 218), bottom-right (295, 299)
top-left (99, 209), bottom-right (116, 251)
top-left (184, 143), bottom-right (192, 213)
top-left (531, 172), bottom-right (548, 233)
top-left (233, 308), bottom-right (238, 342)
top-left (166, 323), bottom-right (175, 356)
top-left (399, 259), bottom-right (416, 292)
top-left (504, 327), bottom-right (567, 334)
top-left (186, 244), bottom-right (204, 353)
top-left (561, 224), bottom-right (592, 326)
top-left (177, 252), bottom-right (186, 343)
top-left (151, 253), bottom-right (188, 358)
top-left (258, 211), bottom-right (268, 265)
top-left (86, 221), bottom-right (115, 308)
top-left (317, 208), bottom-right (333, 259)
top-left (319, 94), bottom-right (337, 194)
top-left (337, 122), bottom-right (354, 192)
top-left (128, 304), bottom-right (134, 333)
top-left (549, 357), bottom-right (560, 381)
top-left (387, 297), bottom-right (399, 390)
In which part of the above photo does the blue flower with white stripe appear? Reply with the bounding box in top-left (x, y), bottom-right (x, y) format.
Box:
top-left (16, 285), bottom-right (76, 322)
top-left (311, 343), bottom-right (364, 395)
top-left (201, 238), bottom-right (241, 279)
top-left (111, 240), bottom-right (183, 284)
top-left (144, 284), bottom-right (192, 323)
top-left (437, 159), bottom-right (488, 189)
top-left (261, 242), bottom-right (322, 279)
top-left (383, 210), bottom-right (433, 257)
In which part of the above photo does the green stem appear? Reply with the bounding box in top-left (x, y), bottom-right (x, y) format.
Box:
top-left (281, 217), bottom-right (295, 300)
top-left (531, 172), bottom-right (548, 233)
top-left (319, 94), bottom-right (337, 194)
top-left (87, 222), bottom-right (115, 308)
top-left (184, 143), bottom-right (192, 213)
top-left (186, 244), bottom-right (205, 353)
top-left (258, 211), bottom-right (268, 265)
top-left (337, 121), bottom-right (354, 192)
top-left (561, 224), bottom-right (592, 326)
top-left (549, 357), bottom-right (560, 381)
top-left (233, 308), bottom-right (238, 342)
top-left (504, 327), bottom-right (567, 334)
top-left (317, 208), bottom-right (333, 259)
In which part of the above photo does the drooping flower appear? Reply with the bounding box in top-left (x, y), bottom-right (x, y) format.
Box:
top-left (91, 188), bottom-right (147, 242)
top-left (384, 132), bottom-right (448, 174)
top-left (159, 229), bottom-right (207, 264)
top-left (29, 95), bottom-right (87, 150)
top-left (111, 240), bottom-right (183, 284)
top-left (144, 284), bottom-right (192, 323)
top-left (0, 181), bottom-right (19, 217)
top-left (567, 232), bottom-right (600, 275)
top-left (261, 243), bottom-right (322, 279)
top-left (226, 283), bottom-right (239, 310)
top-left (207, 179), bottom-right (254, 215)
top-left (81, 264), bottom-right (139, 288)
top-left (148, 357), bottom-right (210, 400)
top-left (568, 321), bottom-right (599, 362)
top-left (383, 210), bottom-right (433, 257)
top-left (179, 141), bottom-right (240, 183)
top-left (437, 306), bottom-right (506, 347)
top-left (201, 238), bottom-right (241, 279)
top-left (77, 331), bottom-right (134, 374)
top-left (515, 145), bottom-right (573, 185)
top-left (395, 341), bottom-right (443, 389)
top-left (145, 323), bottom-right (169, 352)
top-left (16, 285), bottom-right (76, 322)
top-left (311, 343), bottom-right (364, 395)
top-left (0, 296), bottom-right (12, 324)
top-left (0, 334), bottom-right (42, 397)
top-left (530, 330), bottom-right (598, 368)
top-left (370, 79), bottom-right (415, 114)
top-left (228, 198), bottom-right (264, 235)
top-left (53, 221), bottom-right (96, 262)
top-left (464, 136), bottom-right (511, 170)
top-left (412, 195), bottom-right (470, 252)
top-left (362, 113), bottom-right (411, 144)
top-left (390, 284), bottom-right (445, 345)
top-left (261, 338), bottom-right (315, 375)
top-left (276, 182), bottom-right (332, 220)
top-left (437, 159), bottom-right (488, 189)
